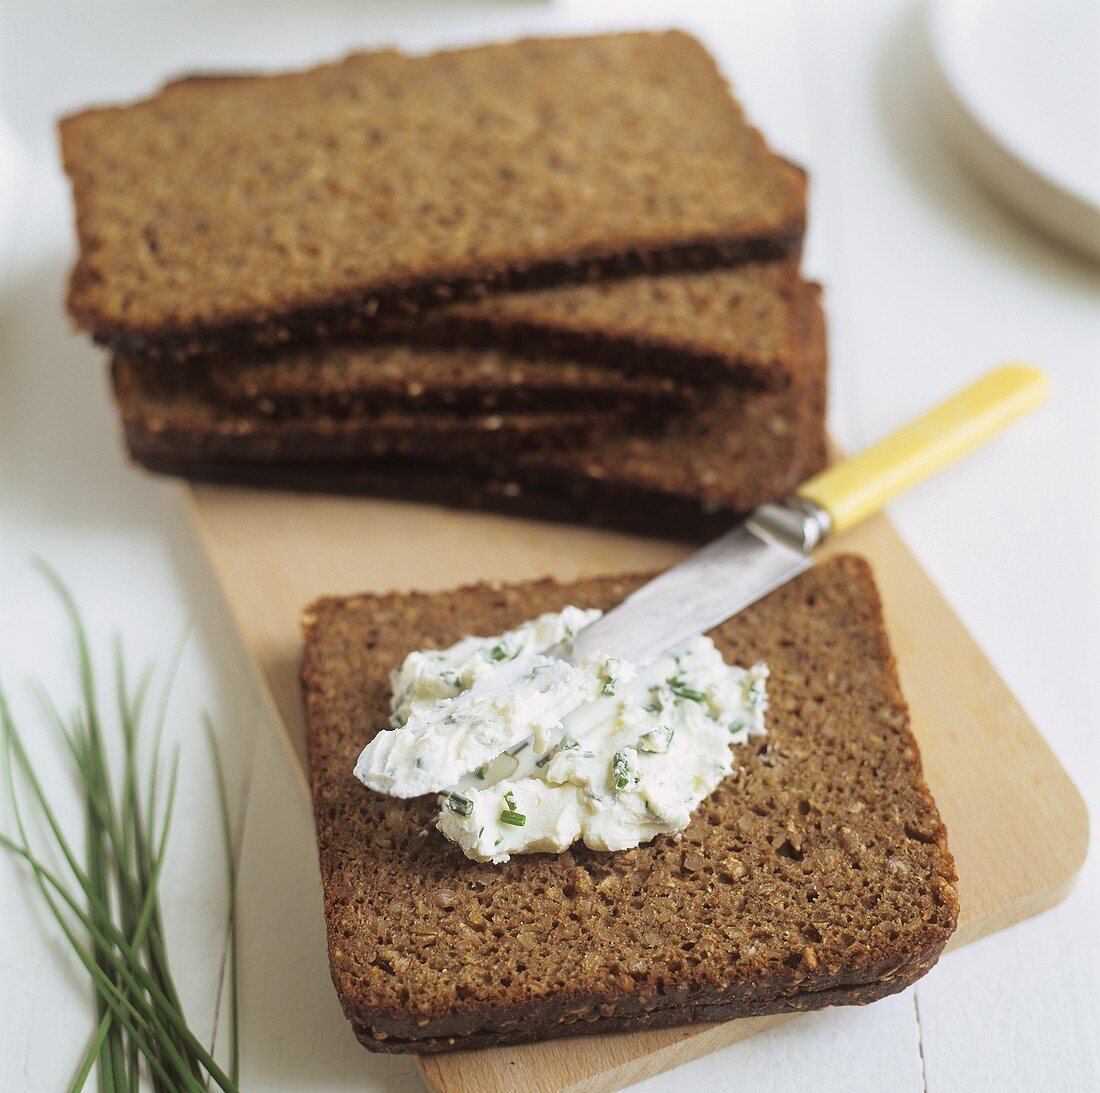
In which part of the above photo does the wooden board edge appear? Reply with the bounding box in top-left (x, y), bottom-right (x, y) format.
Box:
top-left (179, 482), bottom-right (1090, 1093)
top-left (183, 485), bottom-right (313, 803)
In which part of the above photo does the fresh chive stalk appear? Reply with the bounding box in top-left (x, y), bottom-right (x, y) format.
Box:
top-left (0, 561), bottom-right (241, 1093)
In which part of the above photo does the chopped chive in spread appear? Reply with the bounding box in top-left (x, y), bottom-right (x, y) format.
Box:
top-left (441, 790), bottom-right (473, 816)
top-left (600, 657), bottom-right (622, 696)
top-left (478, 827), bottom-right (485, 839)
top-left (499, 788), bottom-right (526, 826)
top-left (494, 836), bottom-right (504, 847)
top-left (611, 750), bottom-right (632, 790)
top-left (415, 757), bottom-right (427, 769)
top-left (668, 677), bottom-right (707, 703)
top-left (473, 764), bottom-right (487, 780)
top-left (488, 641), bottom-right (520, 663)
top-left (443, 714), bottom-right (457, 725)
top-left (505, 740), bottom-right (530, 757)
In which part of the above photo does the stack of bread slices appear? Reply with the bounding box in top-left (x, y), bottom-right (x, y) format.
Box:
top-left (61, 30), bottom-right (826, 539)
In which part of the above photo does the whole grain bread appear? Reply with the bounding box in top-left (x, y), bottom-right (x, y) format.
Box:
top-left (511, 283), bottom-right (826, 513)
top-left (388, 258), bottom-right (802, 391)
top-left (112, 357), bottom-right (621, 461)
top-left (301, 555), bottom-right (959, 1052)
top-left (60, 31), bottom-right (806, 362)
top-left (117, 286), bottom-right (826, 536)
top-left (203, 340), bottom-right (690, 418)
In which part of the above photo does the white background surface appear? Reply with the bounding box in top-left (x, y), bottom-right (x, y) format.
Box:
top-left (1, 2), bottom-right (1098, 1090)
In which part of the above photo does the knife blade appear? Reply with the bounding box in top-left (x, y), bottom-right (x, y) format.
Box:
top-left (567, 521), bottom-right (813, 665)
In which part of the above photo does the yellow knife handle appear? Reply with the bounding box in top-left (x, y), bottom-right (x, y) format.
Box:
top-left (796, 364), bottom-right (1049, 536)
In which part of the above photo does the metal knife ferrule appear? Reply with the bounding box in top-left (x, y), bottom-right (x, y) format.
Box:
top-left (745, 496), bottom-right (832, 554)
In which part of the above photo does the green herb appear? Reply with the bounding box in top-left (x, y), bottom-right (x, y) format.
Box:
top-left (503, 789), bottom-right (517, 810)
top-left (473, 764), bottom-right (487, 781)
top-left (505, 740), bottom-right (530, 757)
top-left (443, 714), bottom-right (457, 726)
top-left (494, 836), bottom-right (504, 847)
top-left (441, 790), bottom-right (473, 816)
top-left (668, 677), bottom-right (707, 703)
top-left (600, 657), bottom-right (622, 697)
top-left (611, 749), bottom-right (633, 790)
top-left (415, 757), bottom-right (427, 769)
top-left (0, 560), bottom-right (241, 1093)
top-left (477, 827), bottom-right (485, 839)
top-left (499, 810), bottom-right (526, 827)
top-left (488, 641), bottom-right (520, 663)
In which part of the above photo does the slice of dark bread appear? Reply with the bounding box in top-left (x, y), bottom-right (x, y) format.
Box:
top-left (112, 357), bottom-right (623, 461)
top-left (202, 340), bottom-right (691, 419)
top-left (386, 258), bottom-right (802, 391)
top-left (120, 285), bottom-right (826, 537)
top-left (60, 31), bottom-right (806, 362)
top-left (511, 282), bottom-right (826, 513)
top-left (301, 555), bottom-right (959, 1053)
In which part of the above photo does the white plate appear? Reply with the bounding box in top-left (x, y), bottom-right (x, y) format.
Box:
top-left (926, 0), bottom-right (1100, 261)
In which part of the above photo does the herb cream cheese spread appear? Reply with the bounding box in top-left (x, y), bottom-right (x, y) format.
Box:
top-left (354, 608), bottom-right (768, 863)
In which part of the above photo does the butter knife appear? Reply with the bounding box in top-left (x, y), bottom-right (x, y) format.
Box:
top-left (456, 364), bottom-right (1047, 788)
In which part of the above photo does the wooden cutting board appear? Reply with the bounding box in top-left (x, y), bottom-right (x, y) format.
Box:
top-left (184, 483), bottom-right (1088, 1093)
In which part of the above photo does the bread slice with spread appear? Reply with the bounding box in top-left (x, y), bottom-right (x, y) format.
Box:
top-left (301, 555), bottom-right (958, 1052)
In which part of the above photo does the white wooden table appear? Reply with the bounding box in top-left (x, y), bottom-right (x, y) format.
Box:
top-left (1, 2), bottom-right (1097, 1090)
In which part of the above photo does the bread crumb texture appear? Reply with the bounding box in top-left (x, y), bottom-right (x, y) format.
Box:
top-left (301, 555), bottom-right (958, 1052)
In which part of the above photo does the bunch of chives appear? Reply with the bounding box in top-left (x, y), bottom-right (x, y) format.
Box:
top-left (0, 561), bottom-right (240, 1092)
